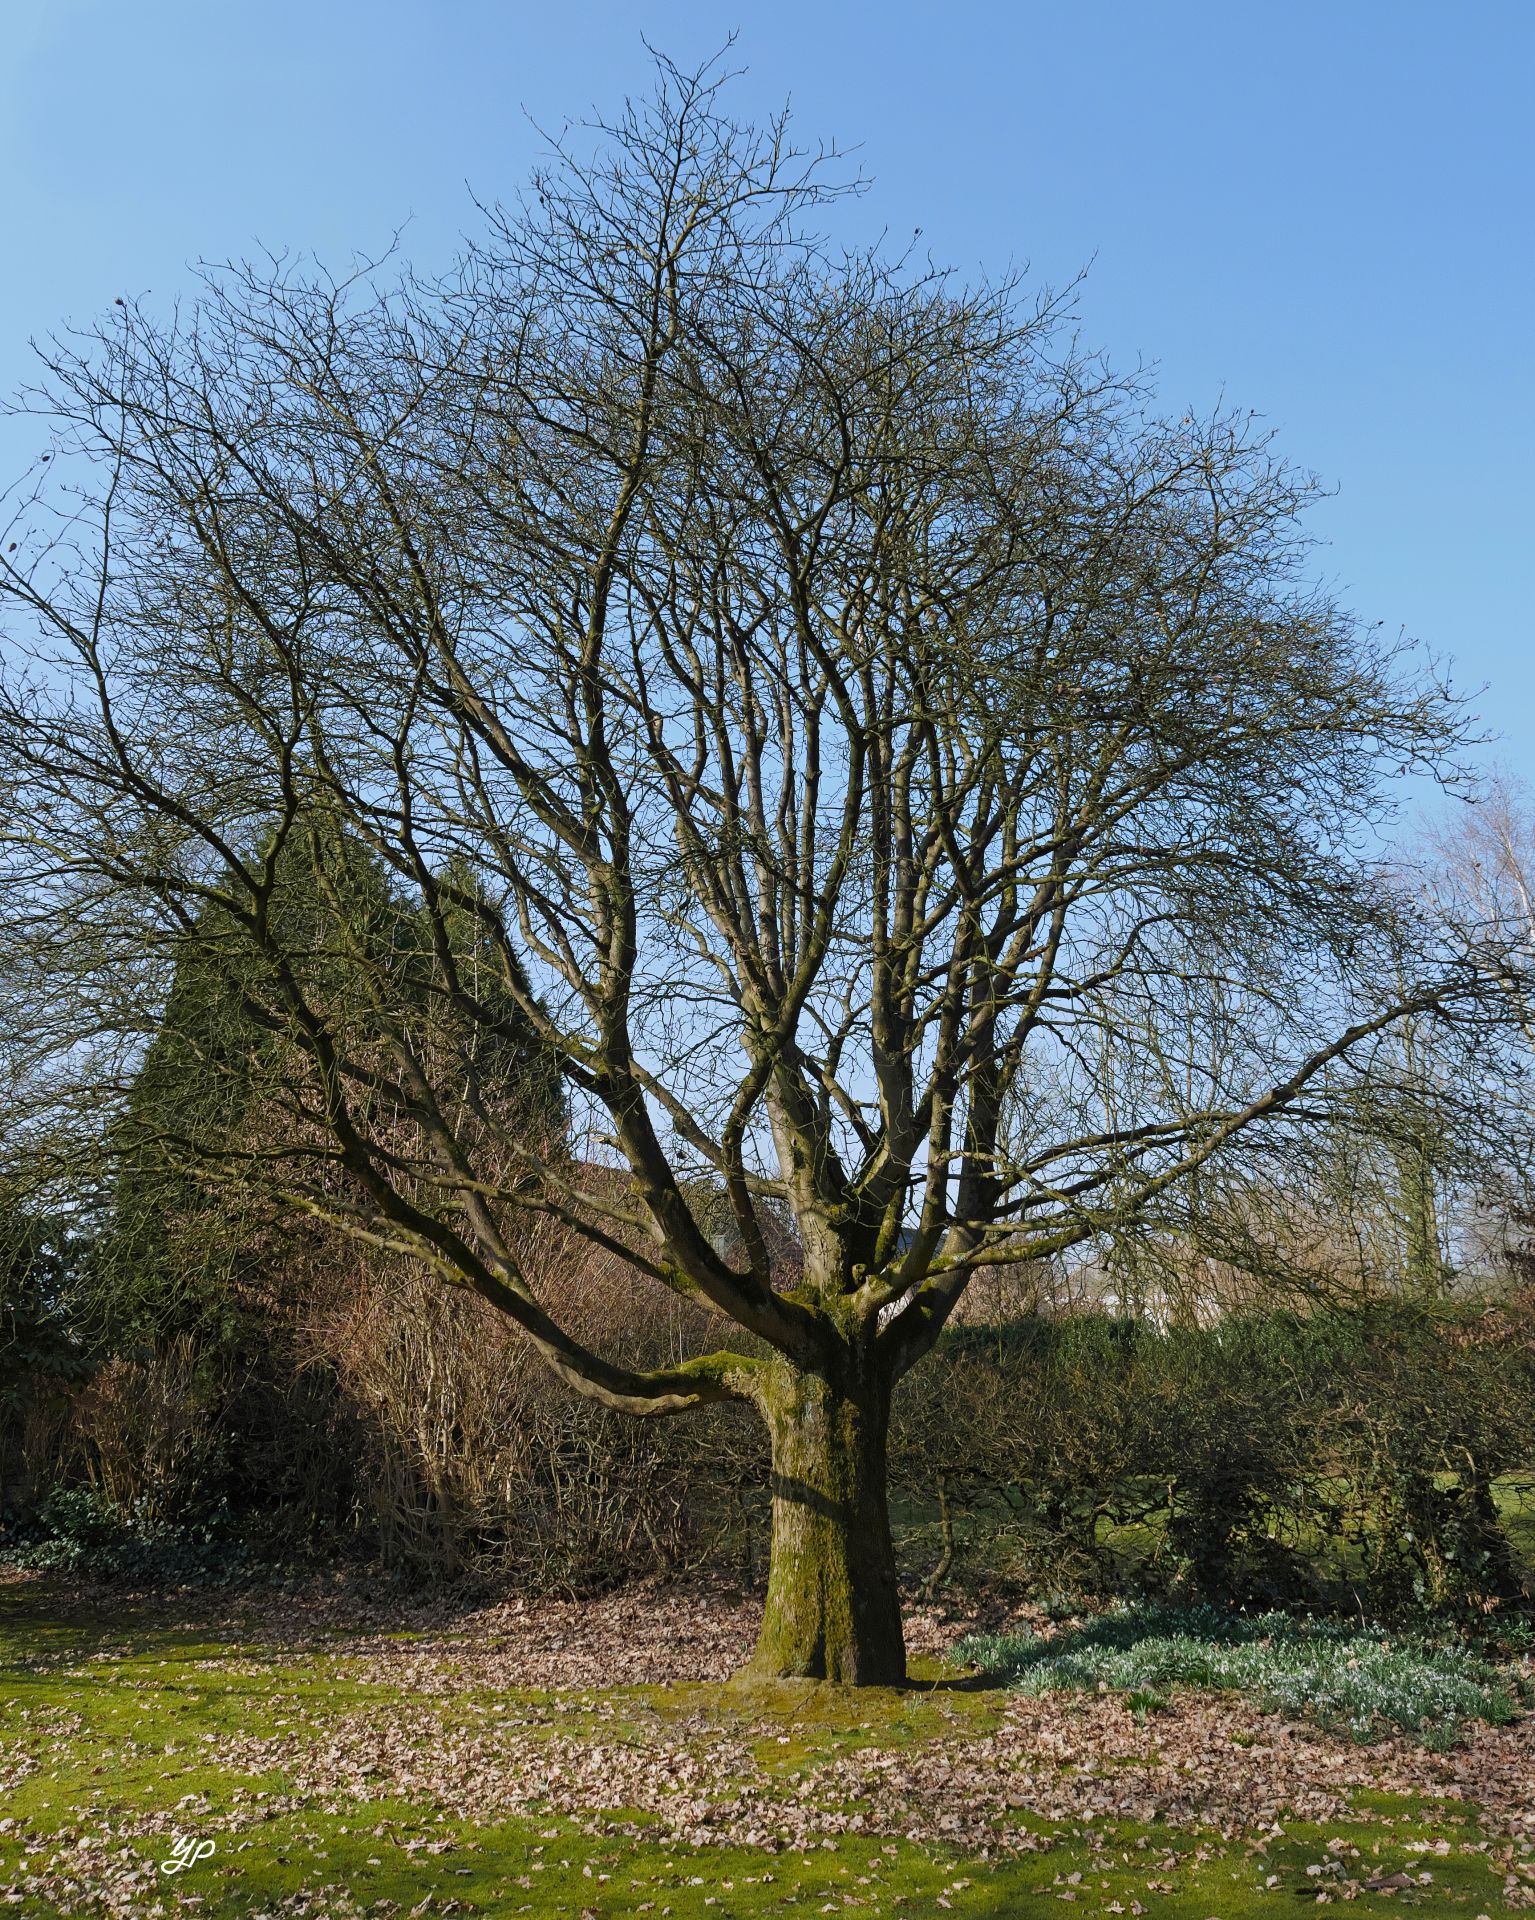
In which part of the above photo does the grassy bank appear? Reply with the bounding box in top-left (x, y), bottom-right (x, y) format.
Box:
top-left (2, 1575), bottom-right (1532, 1917)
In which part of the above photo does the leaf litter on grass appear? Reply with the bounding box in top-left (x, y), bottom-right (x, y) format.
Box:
top-left (1, 1572), bottom-right (1533, 1914)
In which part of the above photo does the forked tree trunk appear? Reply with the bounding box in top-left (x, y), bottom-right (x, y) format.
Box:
top-left (743, 1359), bottom-right (906, 1685)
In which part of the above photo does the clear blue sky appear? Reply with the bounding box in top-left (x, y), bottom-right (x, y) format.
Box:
top-left (5, 0), bottom-right (1531, 782)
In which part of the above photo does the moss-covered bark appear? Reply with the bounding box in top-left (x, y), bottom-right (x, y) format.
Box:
top-left (744, 1360), bottom-right (906, 1685)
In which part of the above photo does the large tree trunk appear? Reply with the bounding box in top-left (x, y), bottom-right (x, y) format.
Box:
top-left (743, 1360), bottom-right (906, 1685)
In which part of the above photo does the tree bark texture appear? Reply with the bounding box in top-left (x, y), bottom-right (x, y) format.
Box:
top-left (746, 1361), bottom-right (906, 1685)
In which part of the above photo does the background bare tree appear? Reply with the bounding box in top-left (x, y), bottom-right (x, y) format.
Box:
top-left (0, 54), bottom-right (1484, 1680)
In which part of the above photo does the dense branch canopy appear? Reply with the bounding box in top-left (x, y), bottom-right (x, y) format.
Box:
top-left (0, 55), bottom-right (1480, 1410)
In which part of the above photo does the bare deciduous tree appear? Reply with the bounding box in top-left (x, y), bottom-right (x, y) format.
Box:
top-left (0, 55), bottom-right (1479, 1680)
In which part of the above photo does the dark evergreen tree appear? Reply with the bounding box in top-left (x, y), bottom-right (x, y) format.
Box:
top-left (100, 820), bottom-right (559, 1346)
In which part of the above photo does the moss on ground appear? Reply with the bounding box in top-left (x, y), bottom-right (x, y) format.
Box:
top-left (0, 1577), bottom-right (1526, 1916)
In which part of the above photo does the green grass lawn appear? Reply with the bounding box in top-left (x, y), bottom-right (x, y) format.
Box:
top-left (2, 1575), bottom-right (1532, 1917)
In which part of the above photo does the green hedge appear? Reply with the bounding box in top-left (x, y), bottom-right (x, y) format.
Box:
top-left (891, 1300), bottom-right (1535, 1624)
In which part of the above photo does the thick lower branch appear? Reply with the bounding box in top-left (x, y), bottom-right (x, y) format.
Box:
top-left (266, 1181), bottom-right (761, 1417)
